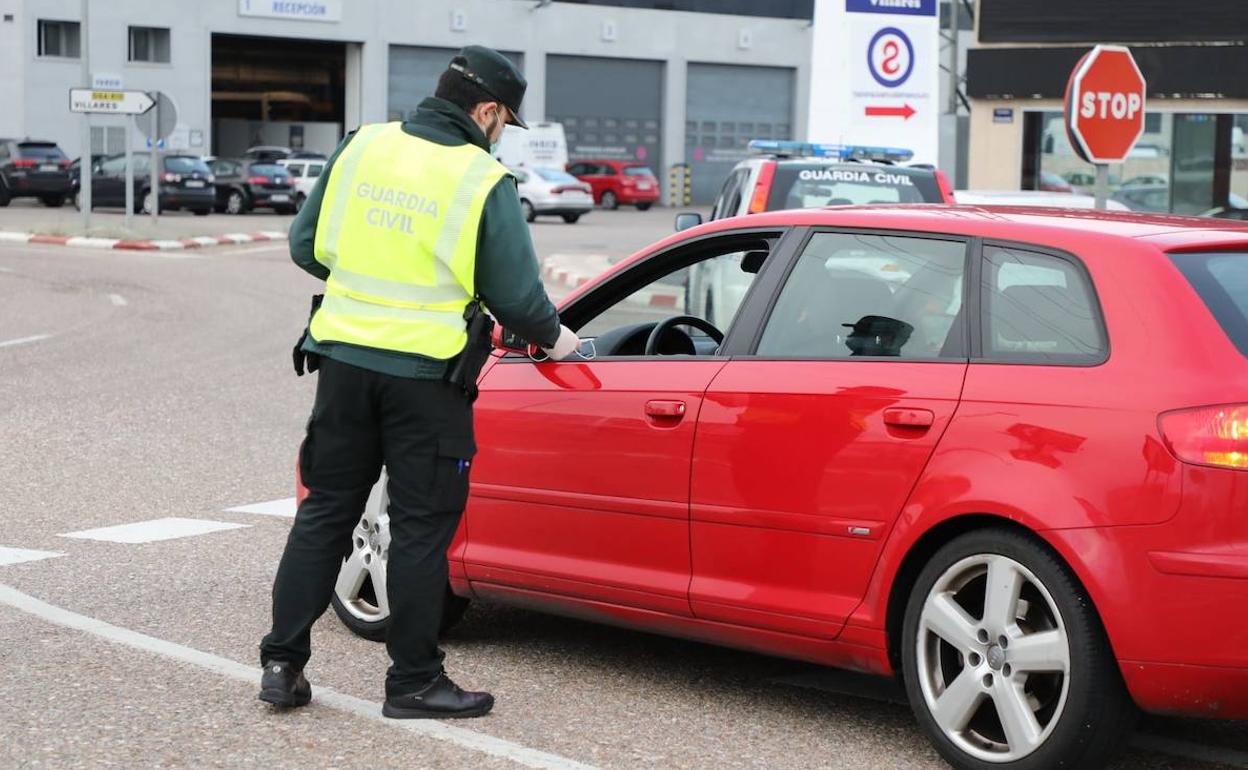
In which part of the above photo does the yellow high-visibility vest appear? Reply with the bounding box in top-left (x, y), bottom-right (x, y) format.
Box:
top-left (311, 122), bottom-right (508, 360)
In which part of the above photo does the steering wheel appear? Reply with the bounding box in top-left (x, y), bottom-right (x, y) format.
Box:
top-left (644, 315), bottom-right (725, 356)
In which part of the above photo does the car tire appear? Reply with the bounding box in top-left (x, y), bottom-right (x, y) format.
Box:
top-left (225, 190), bottom-right (247, 215)
top-left (561, 213), bottom-right (581, 224)
top-left (636, 202), bottom-right (652, 211)
top-left (40, 194), bottom-right (66, 208)
top-left (901, 528), bottom-right (1136, 770)
top-left (192, 208), bottom-right (211, 216)
top-left (72, 189), bottom-right (82, 211)
top-left (329, 480), bottom-right (471, 642)
top-left (295, 192), bottom-right (306, 213)
top-left (0, 182), bottom-right (11, 207)
top-left (600, 190), bottom-right (618, 210)
top-left (521, 199), bottom-right (536, 223)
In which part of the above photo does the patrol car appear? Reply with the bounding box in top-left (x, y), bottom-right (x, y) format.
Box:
top-left (689, 141), bottom-right (956, 327)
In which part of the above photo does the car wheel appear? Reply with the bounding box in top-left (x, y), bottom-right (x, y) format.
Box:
top-left (636, 202), bottom-right (652, 211)
top-left (600, 190), bottom-right (618, 210)
top-left (139, 189), bottom-right (160, 215)
top-left (330, 478), bottom-right (470, 642)
top-left (902, 528), bottom-right (1136, 770)
top-left (192, 208), bottom-right (211, 216)
top-left (0, 182), bottom-right (12, 207)
top-left (72, 189), bottom-right (82, 211)
top-left (294, 192), bottom-right (306, 213)
top-left (561, 213), bottom-right (581, 224)
top-left (40, 194), bottom-right (66, 208)
top-left (225, 190), bottom-right (247, 215)
top-left (520, 199), bottom-right (536, 223)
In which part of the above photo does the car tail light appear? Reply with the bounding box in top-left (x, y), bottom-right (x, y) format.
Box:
top-left (162, 172), bottom-right (182, 183)
top-left (1160, 404), bottom-right (1248, 470)
top-left (933, 168), bottom-right (956, 203)
top-left (60, 159), bottom-right (73, 168)
top-left (11, 159), bottom-right (37, 168)
top-left (748, 161), bottom-right (777, 214)
top-left (248, 175), bottom-right (270, 185)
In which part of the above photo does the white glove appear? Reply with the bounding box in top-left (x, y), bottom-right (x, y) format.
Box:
top-left (542, 324), bottom-right (581, 361)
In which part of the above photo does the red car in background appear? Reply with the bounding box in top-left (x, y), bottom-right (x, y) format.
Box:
top-left (307, 205), bottom-right (1248, 769)
top-left (566, 159), bottom-right (660, 210)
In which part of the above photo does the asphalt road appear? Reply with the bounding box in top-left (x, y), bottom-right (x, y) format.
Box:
top-left (1, 211), bottom-right (1246, 770)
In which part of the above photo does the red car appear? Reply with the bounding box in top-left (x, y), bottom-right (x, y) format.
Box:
top-left (566, 159), bottom-right (660, 210)
top-left (307, 205), bottom-right (1248, 769)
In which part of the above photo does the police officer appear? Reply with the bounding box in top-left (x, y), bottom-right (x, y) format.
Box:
top-left (258, 46), bottom-right (580, 719)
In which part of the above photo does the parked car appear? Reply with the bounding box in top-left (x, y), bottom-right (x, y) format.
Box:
top-left (0, 138), bottom-right (73, 207)
top-left (1112, 184), bottom-right (1170, 213)
top-left (566, 159), bottom-right (660, 210)
top-left (954, 190), bottom-right (1130, 210)
top-left (1037, 171), bottom-right (1076, 193)
top-left (687, 140), bottom-right (956, 326)
top-left (277, 157), bottom-right (327, 212)
top-left (243, 145), bottom-right (327, 163)
top-left (513, 166), bottom-right (593, 223)
top-left (310, 204), bottom-right (1248, 770)
top-left (208, 158), bottom-right (296, 214)
top-left (72, 154), bottom-right (215, 215)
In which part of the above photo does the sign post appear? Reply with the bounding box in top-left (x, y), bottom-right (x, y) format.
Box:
top-left (69, 87), bottom-right (156, 228)
top-left (79, 0), bottom-right (91, 232)
top-left (135, 92), bottom-right (177, 224)
top-left (1063, 45), bottom-right (1147, 210)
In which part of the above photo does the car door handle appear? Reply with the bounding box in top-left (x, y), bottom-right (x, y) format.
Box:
top-left (883, 407), bottom-right (935, 428)
top-left (645, 400), bottom-right (687, 418)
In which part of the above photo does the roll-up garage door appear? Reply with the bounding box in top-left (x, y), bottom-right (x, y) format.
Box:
top-left (389, 46), bottom-right (523, 122)
top-left (547, 55), bottom-right (664, 172)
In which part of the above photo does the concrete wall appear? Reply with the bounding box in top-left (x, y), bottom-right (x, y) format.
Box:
top-left (13, 0), bottom-right (811, 197)
top-left (0, 1), bottom-right (25, 139)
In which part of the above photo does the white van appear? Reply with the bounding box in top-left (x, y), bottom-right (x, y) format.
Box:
top-left (494, 122), bottom-right (568, 171)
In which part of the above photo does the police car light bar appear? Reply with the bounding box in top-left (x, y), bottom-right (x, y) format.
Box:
top-left (746, 140), bottom-right (914, 163)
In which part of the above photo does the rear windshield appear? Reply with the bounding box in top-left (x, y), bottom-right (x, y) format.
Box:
top-left (533, 167), bottom-right (580, 184)
top-left (164, 156), bottom-right (210, 174)
top-left (249, 164), bottom-right (286, 177)
top-left (1171, 252), bottom-right (1248, 356)
top-left (767, 164), bottom-right (941, 210)
top-left (623, 166), bottom-right (655, 177)
top-left (18, 143), bottom-right (66, 160)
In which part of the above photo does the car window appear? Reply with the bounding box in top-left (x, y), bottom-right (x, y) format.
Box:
top-left (99, 156), bottom-right (127, 175)
top-left (758, 232), bottom-right (968, 359)
top-left (17, 143), bottom-right (66, 161)
top-left (250, 163), bottom-right (285, 176)
top-left (624, 166), bottom-right (655, 177)
top-left (767, 165), bottom-right (941, 210)
top-left (577, 240), bottom-right (771, 352)
top-left (307, 163), bottom-right (324, 178)
top-left (983, 245), bottom-right (1105, 363)
top-left (285, 163), bottom-right (303, 177)
top-left (1170, 252), bottom-right (1248, 357)
top-left (711, 169), bottom-right (748, 220)
top-left (0, 144), bottom-right (9, 161)
top-left (534, 167), bottom-right (579, 183)
top-left (567, 163), bottom-right (585, 176)
top-left (164, 156), bottom-right (209, 174)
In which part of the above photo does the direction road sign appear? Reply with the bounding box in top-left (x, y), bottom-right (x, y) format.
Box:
top-left (135, 91), bottom-right (177, 142)
top-left (69, 88), bottom-right (154, 115)
top-left (1064, 45), bottom-right (1147, 165)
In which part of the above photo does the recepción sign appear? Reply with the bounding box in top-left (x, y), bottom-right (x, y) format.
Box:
top-left (238, 0), bottom-right (341, 23)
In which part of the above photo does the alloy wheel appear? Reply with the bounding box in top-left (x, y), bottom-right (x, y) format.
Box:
top-left (916, 553), bottom-right (1071, 763)
top-left (333, 483), bottom-right (391, 624)
top-left (226, 191), bottom-right (244, 215)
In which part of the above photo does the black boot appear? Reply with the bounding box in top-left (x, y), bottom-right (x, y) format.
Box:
top-left (258, 661), bottom-right (312, 708)
top-left (383, 673), bottom-right (494, 719)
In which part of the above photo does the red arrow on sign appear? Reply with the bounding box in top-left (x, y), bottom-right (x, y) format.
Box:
top-left (865, 104), bottom-right (916, 120)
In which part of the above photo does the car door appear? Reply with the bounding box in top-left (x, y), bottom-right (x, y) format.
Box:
top-left (688, 228), bottom-right (971, 639)
top-left (94, 156), bottom-right (126, 206)
top-left (464, 228), bottom-right (787, 616)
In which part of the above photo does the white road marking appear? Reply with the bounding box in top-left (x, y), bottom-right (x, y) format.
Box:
top-left (60, 517), bottom-right (248, 544)
top-left (0, 333), bottom-right (53, 349)
top-left (108, 293), bottom-right (128, 307)
top-left (226, 497), bottom-right (297, 518)
top-left (0, 547), bottom-right (63, 567)
top-left (227, 244), bottom-right (287, 256)
top-left (0, 583), bottom-right (599, 770)
top-left (0, 266), bottom-right (15, 273)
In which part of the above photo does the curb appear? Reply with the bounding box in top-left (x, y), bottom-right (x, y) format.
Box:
top-left (0, 230), bottom-right (287, 251)
top-left (541, 253), bottom-right (682, 309)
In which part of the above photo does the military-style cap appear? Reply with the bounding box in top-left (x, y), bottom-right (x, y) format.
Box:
top-left (448, 45), bottom-right (528, 129)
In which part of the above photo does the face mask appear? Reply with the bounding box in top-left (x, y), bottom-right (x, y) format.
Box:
top-left (486, 109), bottom-right (502, 154)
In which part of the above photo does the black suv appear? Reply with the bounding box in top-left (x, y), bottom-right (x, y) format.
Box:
top-left (209, 159), bottom-right (296, 215)
top-left (0, 139), bottom-right (73, 207)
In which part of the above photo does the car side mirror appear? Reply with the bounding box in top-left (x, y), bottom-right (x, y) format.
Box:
top-left (675, 212), bottom-right (702, 232)
top-left (491, 325), bottom-right (535, 357)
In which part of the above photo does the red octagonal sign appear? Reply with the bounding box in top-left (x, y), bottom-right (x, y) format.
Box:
top-left (1064, 45), bottom-right (1147, 165)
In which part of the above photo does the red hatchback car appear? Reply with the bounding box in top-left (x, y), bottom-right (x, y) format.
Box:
top-left (566, 159), bottom-right (660, 210)
top-left (306, 206), bottom-right (1248, 769)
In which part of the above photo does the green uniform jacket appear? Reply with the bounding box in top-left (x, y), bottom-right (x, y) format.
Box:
top-left (290, 97), bottom-right (562, 379)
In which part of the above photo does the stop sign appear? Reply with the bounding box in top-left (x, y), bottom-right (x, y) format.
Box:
top-left (1064, 45), bottom-right (1147, 164)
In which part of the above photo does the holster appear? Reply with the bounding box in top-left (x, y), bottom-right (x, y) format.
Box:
top-left (292, 293), bottom-right (324, 377)
top-left (446, 299), bottom-right (495, 400)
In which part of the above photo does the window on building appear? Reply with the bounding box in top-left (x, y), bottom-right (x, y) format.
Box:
top-left (38, 19), bottom-right (80, 58)
top-left (129, 26), bottom-right (171, 63)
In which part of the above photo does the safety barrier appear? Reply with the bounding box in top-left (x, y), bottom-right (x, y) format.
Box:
top-left (668, 163), bottom-right (692, 206)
